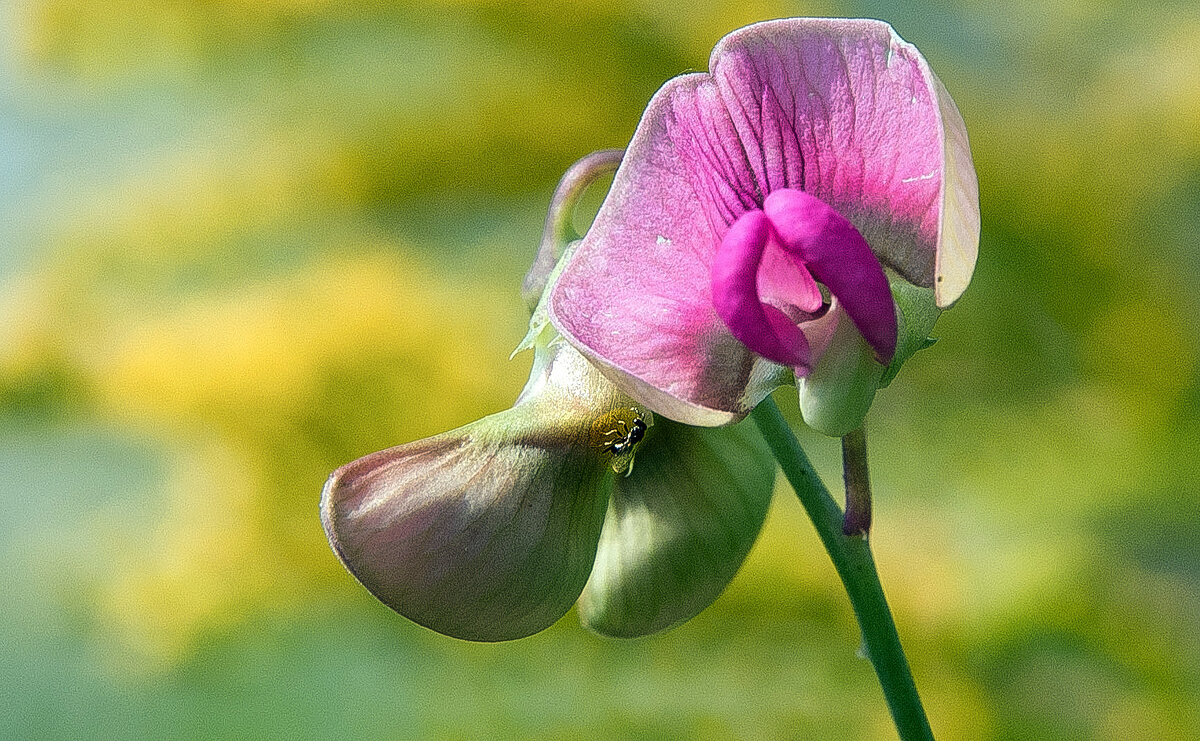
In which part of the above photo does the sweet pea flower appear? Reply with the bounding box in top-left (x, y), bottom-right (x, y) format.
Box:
top-left (549, 18), bottom-right (979, 434)
top-left (321, 168), bottom-right (776, 640)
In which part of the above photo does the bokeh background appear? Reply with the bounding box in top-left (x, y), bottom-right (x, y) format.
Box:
top-left (2, 0), bottom-right (1197, 738)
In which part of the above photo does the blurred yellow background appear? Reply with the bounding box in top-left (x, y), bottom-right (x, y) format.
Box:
top-left (1, 1), bottom-right (1197, 738)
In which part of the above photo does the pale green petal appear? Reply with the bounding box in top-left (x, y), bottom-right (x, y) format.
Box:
top-left (578, 417), bottom-right (775, 637)
top-left (798, 304), bottom-right (887, 437)
top-left (322, 342), bottom-right (621, 641)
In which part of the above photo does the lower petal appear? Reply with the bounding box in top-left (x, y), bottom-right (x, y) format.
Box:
top-left (322, 342), bottom-right (619, 642)
top-left (578, 417), bottom-right (775, 637)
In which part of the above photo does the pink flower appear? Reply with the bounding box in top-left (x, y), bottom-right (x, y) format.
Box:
top-left (548, 19), bottom-right (979, 433)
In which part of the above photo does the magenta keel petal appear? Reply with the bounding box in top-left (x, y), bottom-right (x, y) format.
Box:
top-left (711, 209), bottom-right (812, 368)
top-left (763, 189), bottom-right (897, 362)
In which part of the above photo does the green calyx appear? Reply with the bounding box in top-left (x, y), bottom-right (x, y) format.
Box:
top-left (798, 279), bottom-right (942, 437)
top-left (880, 280), bottom-right (941, 388)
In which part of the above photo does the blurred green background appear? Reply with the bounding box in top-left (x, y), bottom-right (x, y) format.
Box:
top-left (2, 0), bottom-right (1197, 738)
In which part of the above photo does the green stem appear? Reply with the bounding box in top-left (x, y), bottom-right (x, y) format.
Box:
top-left (751, 398), bottom-right (933, 741)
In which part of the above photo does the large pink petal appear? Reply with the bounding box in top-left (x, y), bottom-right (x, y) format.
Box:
top-left (932, 74), bottom-right (981, 306)
top-left (548, 75), bottom-right (787, 427)
top-left (712, 18), bottom-right (978, 304)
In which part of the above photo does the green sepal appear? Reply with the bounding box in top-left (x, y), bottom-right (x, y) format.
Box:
top-left (879, 280), bottom-right (941, 388)
top-left (512, 241), bottom-right (579, 360)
